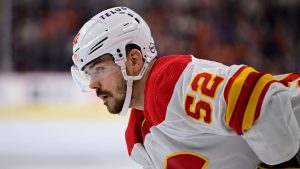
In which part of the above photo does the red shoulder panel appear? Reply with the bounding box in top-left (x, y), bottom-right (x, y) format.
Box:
top-left (144, 55), bottom-right (192, 125)
top-left (125, 55), bottom-right (192, 155)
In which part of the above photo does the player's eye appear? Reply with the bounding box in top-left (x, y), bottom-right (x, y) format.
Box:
top-left (94, 66), bottom-right (104, 74)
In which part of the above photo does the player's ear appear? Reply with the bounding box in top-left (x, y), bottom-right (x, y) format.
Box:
top-left (125, 48), bottom-right (144, 76)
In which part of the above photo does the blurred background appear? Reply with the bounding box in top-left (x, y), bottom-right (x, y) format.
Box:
top-left (0, 0), bottom-right (300, 168)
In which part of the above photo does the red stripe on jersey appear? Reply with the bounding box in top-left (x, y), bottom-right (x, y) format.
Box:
top-left (280, 73), bottom-right (300, 86)
top-left (125, 109), bottom-right (145, 155)
top-left (224, 66), bottom-right (248, 104)
top-left (229, 72), bottom-right (265, 134)
top-left (144, 55), bottom-right (192, 125)
top-left (126, 109), bottom-right (153, 156)
top-left (253, 80), bottom-right (276, 124)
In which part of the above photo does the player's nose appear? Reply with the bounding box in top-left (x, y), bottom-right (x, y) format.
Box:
top-left (89, 78), bottom-right (101, 89)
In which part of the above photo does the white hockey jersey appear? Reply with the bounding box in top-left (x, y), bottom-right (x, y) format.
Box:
top-left (125, 55), bottom-right (300, 169)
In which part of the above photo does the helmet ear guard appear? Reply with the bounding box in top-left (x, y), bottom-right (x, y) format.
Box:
top-left (71, 7), bottom-right (157, 115)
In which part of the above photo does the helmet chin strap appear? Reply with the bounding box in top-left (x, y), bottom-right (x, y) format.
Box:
top-left (118, 78), bottom-right (133, 116)
top-left (118, 59), bottom-right (151, 116)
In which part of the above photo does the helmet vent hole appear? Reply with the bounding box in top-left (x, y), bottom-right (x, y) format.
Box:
top-left (135, 18), bottom-right (140, 24)
top-left (80, 59), bottom-right (83, 62)
top-left (127, 13), bottom-right (133, 17)
top-left (90, 37), bottom-right (107, 51)
top-left (89, 44), bottom-right (103, 55)
top-left (89, 37), bottom-right (108, 55)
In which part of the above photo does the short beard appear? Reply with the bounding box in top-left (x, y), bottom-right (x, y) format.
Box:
top-left (110, 95), bottom-right (125, 114)
top-left (110, 78), bottom-right (127, 114)
top-left (96, 78), bottom-right (127, 114)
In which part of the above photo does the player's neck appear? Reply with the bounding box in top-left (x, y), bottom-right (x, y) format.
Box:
top-left (130, 59), bottom-right (156, 111)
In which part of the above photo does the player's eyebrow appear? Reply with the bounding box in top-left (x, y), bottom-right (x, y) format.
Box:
top-left (87, 55), bottom-right (111, 70)
top-left (89, 59), bottom-right (103, 69)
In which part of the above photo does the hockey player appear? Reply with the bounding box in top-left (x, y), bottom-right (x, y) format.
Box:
top-left (70, 7), bottom-right (300, 169)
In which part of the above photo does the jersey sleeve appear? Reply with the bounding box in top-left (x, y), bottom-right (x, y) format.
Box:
top-left (241, 85), bottom-right (300, 165)
top-left (224, 66), bottom-right (300, 165)
top-left (276, 73), bottom-right (300, 124)
top-left (223, 65), bottom-right (277, 134)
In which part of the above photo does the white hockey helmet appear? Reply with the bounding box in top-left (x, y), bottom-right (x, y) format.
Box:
top-left (71, 7), bottom-right (157, 115)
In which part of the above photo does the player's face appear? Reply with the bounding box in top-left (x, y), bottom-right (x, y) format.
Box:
top-left (86, 55), bottom-right (126, 114)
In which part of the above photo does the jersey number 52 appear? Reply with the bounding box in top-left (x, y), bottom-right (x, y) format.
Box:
top-left (184, 72), bottom-right (224, 124)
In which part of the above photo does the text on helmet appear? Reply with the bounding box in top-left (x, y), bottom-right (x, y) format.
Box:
top-left (99, 7), bottom-right (128, 20)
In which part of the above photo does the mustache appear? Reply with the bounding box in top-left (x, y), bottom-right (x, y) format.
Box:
top-left (96, 89), bottom-right (112, 97)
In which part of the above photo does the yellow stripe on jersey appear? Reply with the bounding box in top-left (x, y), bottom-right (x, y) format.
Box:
top-left (225, 67), bottom-right (257, 126)
top-left (224, 65), bottom-right (277, 134)
top-left (242, 74), bottom-right (275, 131)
